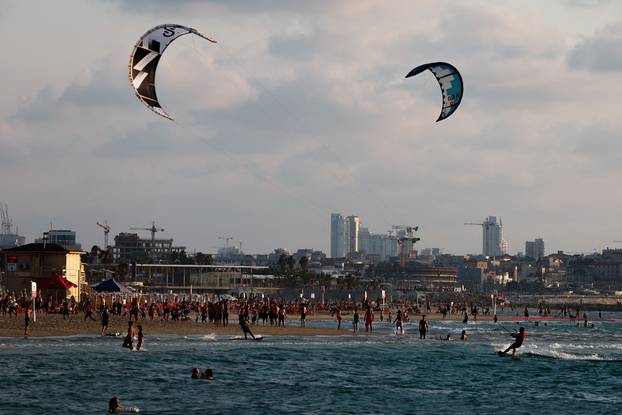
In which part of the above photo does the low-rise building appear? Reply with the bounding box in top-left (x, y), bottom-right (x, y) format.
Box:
top-left (2, 243), bottom-right (85, 299)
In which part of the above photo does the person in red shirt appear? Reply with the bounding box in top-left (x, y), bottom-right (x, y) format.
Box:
top-left (501, 327), bottom-right (526, 356)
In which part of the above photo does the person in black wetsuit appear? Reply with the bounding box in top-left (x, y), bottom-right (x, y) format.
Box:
top-left (24, 307), bottom-right (31, 337)
top-left (101, 305), bottom-right (110, 336)
top-left (394, 309), bottom-right (403, 335)
top-left (419, 315), bottom-right (428, 339)
top-left (501, 327), bottom-right (526, 356)
top-left (239, 311), bottom-right (255, 340)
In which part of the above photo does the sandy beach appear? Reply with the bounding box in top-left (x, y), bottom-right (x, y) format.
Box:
top-left (0, 310), bottom-right (581, 338)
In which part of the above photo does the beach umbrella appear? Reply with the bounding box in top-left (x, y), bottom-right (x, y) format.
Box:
top-left (92, 278), bottom-right (133, 293)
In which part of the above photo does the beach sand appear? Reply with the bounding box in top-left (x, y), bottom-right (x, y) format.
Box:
top-left (0, 311), bottom-right (569, 338)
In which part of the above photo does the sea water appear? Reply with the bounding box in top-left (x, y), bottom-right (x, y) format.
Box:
top-left (1, 314), bottom-right (621, 414)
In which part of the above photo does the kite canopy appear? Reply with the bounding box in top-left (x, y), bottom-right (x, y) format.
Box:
top-left (128, 24), bottom-right (217, 120)
top-left (405, 62), bottom-right (463, 122)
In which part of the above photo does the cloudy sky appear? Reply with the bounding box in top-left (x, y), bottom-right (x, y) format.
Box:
top-left (1, 0), bottom-right (621, 256)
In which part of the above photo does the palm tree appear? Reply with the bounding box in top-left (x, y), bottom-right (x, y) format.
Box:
top-left (286, 256), bottom-right (296, 273)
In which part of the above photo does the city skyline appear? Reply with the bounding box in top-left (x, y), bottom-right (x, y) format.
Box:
top-left (2, 2), bottom-right (622, 255)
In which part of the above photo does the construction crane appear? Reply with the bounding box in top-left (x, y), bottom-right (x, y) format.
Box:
top-left (96, 221), bottom-right (111, 248)
top-left (130, 221), bottom-right (165, 260)
top-left (392, 225), bottom-right (421, 269)
top-left (464, 222), bottom-right (487, 228)
top-left (130, 221), bottom-right (165, 241)
top-left (218, 236), bottom-right (233, 250)
top-left (464, 221), bottom-right (492, 256)
top-left (0, 203), bottom-right (13, 235)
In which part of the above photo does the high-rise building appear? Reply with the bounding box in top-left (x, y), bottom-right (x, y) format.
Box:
top-left (344, 215), bottom-right (360, 255)
top-left (112, 232), bottom-right (186, 262)
top-left (359, 227), bottom-right (370, 254)
top-left (361, 230), bottom-right (398, 262)
top-left (501, 239), bottom-right (509, 255)
top-left (525, 238), bottom-right (545, 259)
top-left (35, 229), bottom-right (82, 251)
top-left (330, 214), bottom-right (345, 258)
top-left (482, 216), bottom-right (502, 257)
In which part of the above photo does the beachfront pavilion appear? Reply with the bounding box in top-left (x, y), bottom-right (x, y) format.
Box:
top-left (1, 243), bottom-right (86, 300)
top-left (129, 263), bottom-right (275, 295)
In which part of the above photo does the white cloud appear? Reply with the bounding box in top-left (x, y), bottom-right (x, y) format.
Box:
top-left (1, 1), bottom-right (622, 255)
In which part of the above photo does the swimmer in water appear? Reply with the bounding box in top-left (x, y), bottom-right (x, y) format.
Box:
top-left (108, 396), bottom-right (139, 413)
top-left (192, 368), bottom-right (201, 379)
top-left (202, 369), bottom-right (214, 380)
top-left (460, 330), bottom-right (468, 341)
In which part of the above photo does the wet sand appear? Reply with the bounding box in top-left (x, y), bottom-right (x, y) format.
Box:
top-left (0, 311), bottom-right (582, 338)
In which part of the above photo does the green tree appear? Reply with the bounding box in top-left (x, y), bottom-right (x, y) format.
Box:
top-left (299, 256), bottom-right (309, 272)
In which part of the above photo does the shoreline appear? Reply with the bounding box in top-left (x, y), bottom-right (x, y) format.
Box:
top-left (0, 311), bottom-right (611, 338)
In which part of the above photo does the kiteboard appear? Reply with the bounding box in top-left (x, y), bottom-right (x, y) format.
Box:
top-left (231, 335), bottom-right (263, 341)
top-left (497, 351), bottom-right (520, 359)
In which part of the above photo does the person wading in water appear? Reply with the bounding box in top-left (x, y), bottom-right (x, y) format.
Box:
top-left (419, 315), bottom-right (428, 339)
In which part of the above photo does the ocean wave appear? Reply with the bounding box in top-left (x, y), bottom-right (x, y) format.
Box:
top-left (548, 342), bottom-right (622, 350)
top-left (522, 350), bottom-right (622, 361)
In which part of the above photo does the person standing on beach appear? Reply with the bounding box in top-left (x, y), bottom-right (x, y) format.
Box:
top-left (24, 306), bottom-right (31, 337)
top-left (278, 303), bottom-right (286, 327)
top-left (222, 300), bottom-right (229, 327)
top-left (84, 302), bottom-right (96, 321)
top-left (130, 298), bottom-right (139, 322)
top-left (61, 300), bottom-right (69, 320)
top-left (300, 303), bottom-right (307, 328)
top-left (101, 305), bottom-right (110, 336)
top-left (365, 307), bottom-right (374, 333)
top-left (419, 315), bottom-right (428, 339)
top-left (353, 308), bottom-right (359, 333)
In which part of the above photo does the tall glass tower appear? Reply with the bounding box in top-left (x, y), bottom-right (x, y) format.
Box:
top-left (330, 214), bottom-right (345, 258)
top-left (483, 216), bottom-right (502, 257)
